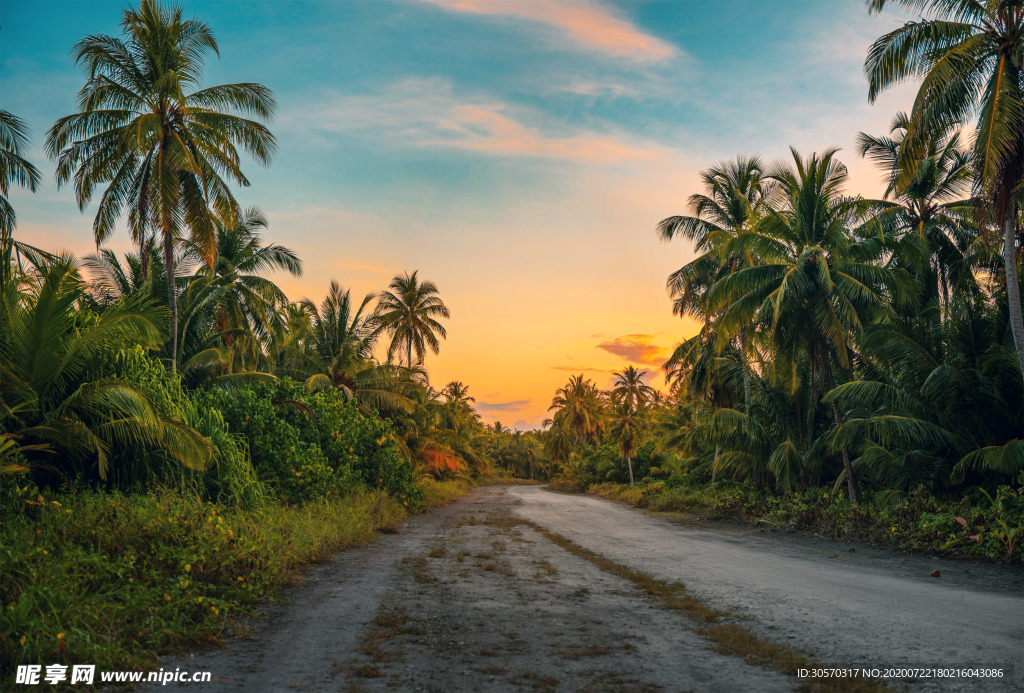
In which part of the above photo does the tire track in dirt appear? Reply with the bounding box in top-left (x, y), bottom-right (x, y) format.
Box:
top-left (146, 487), bottom-right (796, 692)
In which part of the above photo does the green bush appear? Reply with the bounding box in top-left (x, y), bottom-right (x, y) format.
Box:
top-left (195, 380), bottom-right (418, 503)
top-left (98, 349), bottom-right (266, 508)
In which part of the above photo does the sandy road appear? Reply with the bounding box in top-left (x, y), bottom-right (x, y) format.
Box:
top-left (147, 486), bottom-right (1022, 692)
top-left (507, 486), bottom-right (1024, 692)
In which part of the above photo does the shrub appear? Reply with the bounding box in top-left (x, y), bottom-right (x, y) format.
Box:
top-left (99, 349), bottom-right (265, 508)
top-left (195, 380), bottom-right (418, 503)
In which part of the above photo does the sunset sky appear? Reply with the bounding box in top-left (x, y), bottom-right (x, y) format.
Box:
top-left (1, 0), bottom-right (917, 429)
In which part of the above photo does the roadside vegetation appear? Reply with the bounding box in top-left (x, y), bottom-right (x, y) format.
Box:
top-left (532, 0), bottom-right (1024, 563)
top-left (3, 0), bottom-right (1024, 684)
top-left (0, 0), bottom-right (518, 682)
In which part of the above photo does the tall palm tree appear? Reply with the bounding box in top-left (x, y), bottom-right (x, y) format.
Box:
top-left (857, 112), bottom-right (978, 312)
top-left (609, 401), bottom-right (641, 486)
top-left (709, 148), bottom-right (912, 502)
top-left (377, 270), bottom-right (450, 368)
top-left (0, 110), bottom-right (41, 236)
top-left (548, 374), bottom-right (605, 443)
top-left (46, 0), bottom-right (276, 368)
top-left (865, 0), bottom-right (1024, 401)
top-left (611, 366), bottom-right (657, 412)
top-left (183, 207), bottom-right (302, 348)
top-left (657, 157), bottom-right (768, 409)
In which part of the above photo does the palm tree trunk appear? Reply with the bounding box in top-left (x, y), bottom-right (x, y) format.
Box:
top-left (711, 445), bottom-right (718, 483)
top-left (1004, 208), bottom-right (1024, 437)
top-left (163, 228), bottom-right (178, 370)
top-left (822, 359), bottom-right (857, 504)
top-left (740, 329), bottom-right (751, 411)
top-left (626, 454), bottom-right (634, 486)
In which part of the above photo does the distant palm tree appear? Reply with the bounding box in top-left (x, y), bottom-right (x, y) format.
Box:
top-left (548, 374), bottom-right (605, 443)
top-left (0, 110), bottom-right (41, 236)
top-left (866, 0), bottom-right (1024, 402)
top-left (441, 381), bottom-right (475, 407)
top-left (609, 401), bottom-right (641, 486)
top-left (184, 207), bottom-right (302, 347)
top-left (611, 366), bottom-right (656, 412)
top-left (377, 270), bottom-right (450, 367)
top-left (46, 0), bottom-right (276, 368)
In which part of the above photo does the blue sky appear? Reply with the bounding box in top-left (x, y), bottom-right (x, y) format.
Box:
top-left (0, 0), bottom-right (917, 428)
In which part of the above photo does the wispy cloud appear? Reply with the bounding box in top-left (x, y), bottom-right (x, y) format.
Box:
top-left (476, 399), bottom-right (533, 412)
top-left (288, 78), bottom-right (663, 164)
top-left (596, 334), bottom-right (667, 366)
top-left (558, 80), bottom-right (641, 99)
top-left (411, 0), bottom-right (677, 62)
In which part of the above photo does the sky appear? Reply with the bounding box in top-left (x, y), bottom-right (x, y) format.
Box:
top-left (0, 0), bottom-right (918, 429)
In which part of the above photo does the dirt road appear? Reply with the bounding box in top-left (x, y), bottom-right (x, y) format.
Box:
top-left (150, 486), bottom-right (1022, 692)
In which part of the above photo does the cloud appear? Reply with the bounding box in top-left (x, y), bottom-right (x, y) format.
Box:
top-left (476, 399), bottom-right (533, 412)
top-left (596, 334), bottom-right (667, 366)
top-left (412, 0), bottom-right (677, 62)
top-left (288, 78), bottom-right (664, 164)
top-left (558, 80), bottom-right (641, 99)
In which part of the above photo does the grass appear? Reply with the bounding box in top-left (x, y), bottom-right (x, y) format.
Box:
top-left (0, 477), bottom-right (475, 688)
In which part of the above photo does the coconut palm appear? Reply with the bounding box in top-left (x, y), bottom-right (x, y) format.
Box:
top-left (548, 374), bottom-right (605, 443)
top-left (295, 281), bottom-right (416, 415)
top-left (865, 0), bottom-right (1024, 401)
top-left (0, 110), bottom-right (41, 236)
top-left (611, 366), bottom-right (657, 413)
top-left (377, 270), bottom-right (450, 367)
top-left (441, 380), bottom-right (475, 407)
top-left (609, 401), bottom-right (641, 485)
top-left (657, 157), bottom-right (769, 409)
top-left (46, 0), bottom-right (276, 368)
top-left (183, 207), bottom-right (301, 351)
top-left (709, 148), bottom-right (913, 502)
top-left (857, 112), bottom-right (979, 312)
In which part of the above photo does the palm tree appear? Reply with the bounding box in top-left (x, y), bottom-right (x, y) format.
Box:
top-left (0, 110), bottom-right (41, 236)
top-left (0, 255), bottom-right (212, 479)
top-left (611, 366), bottom-right (657, 412)
top-left (441, 380), bottom-right (475, 407)
top-left (857, 112), bottom-right (978, 312)
top-left (295, 281), bottom-right (416, 415)
top-left (548, 374), bottom-right (605, 443)
top-left (658, 157), bottom-right (768, 409)
top-left (709, 148), bottom-right (913, 502)
top-left (865, 0), bottom-right (1024, 405)
top-left (184, 207), bottom-right (302, 350)
top-left (609, 401), bottom-right (641, 485)
top-left (377, 270), bottom-right (450, 368)
top-left (46, 0), bottom-right (276, 368)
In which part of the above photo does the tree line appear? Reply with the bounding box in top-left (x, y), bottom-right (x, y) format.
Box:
top-left (544, 0), bottom-right (1024, 502)
top-left (0, 0), bottom-right (523, 501)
